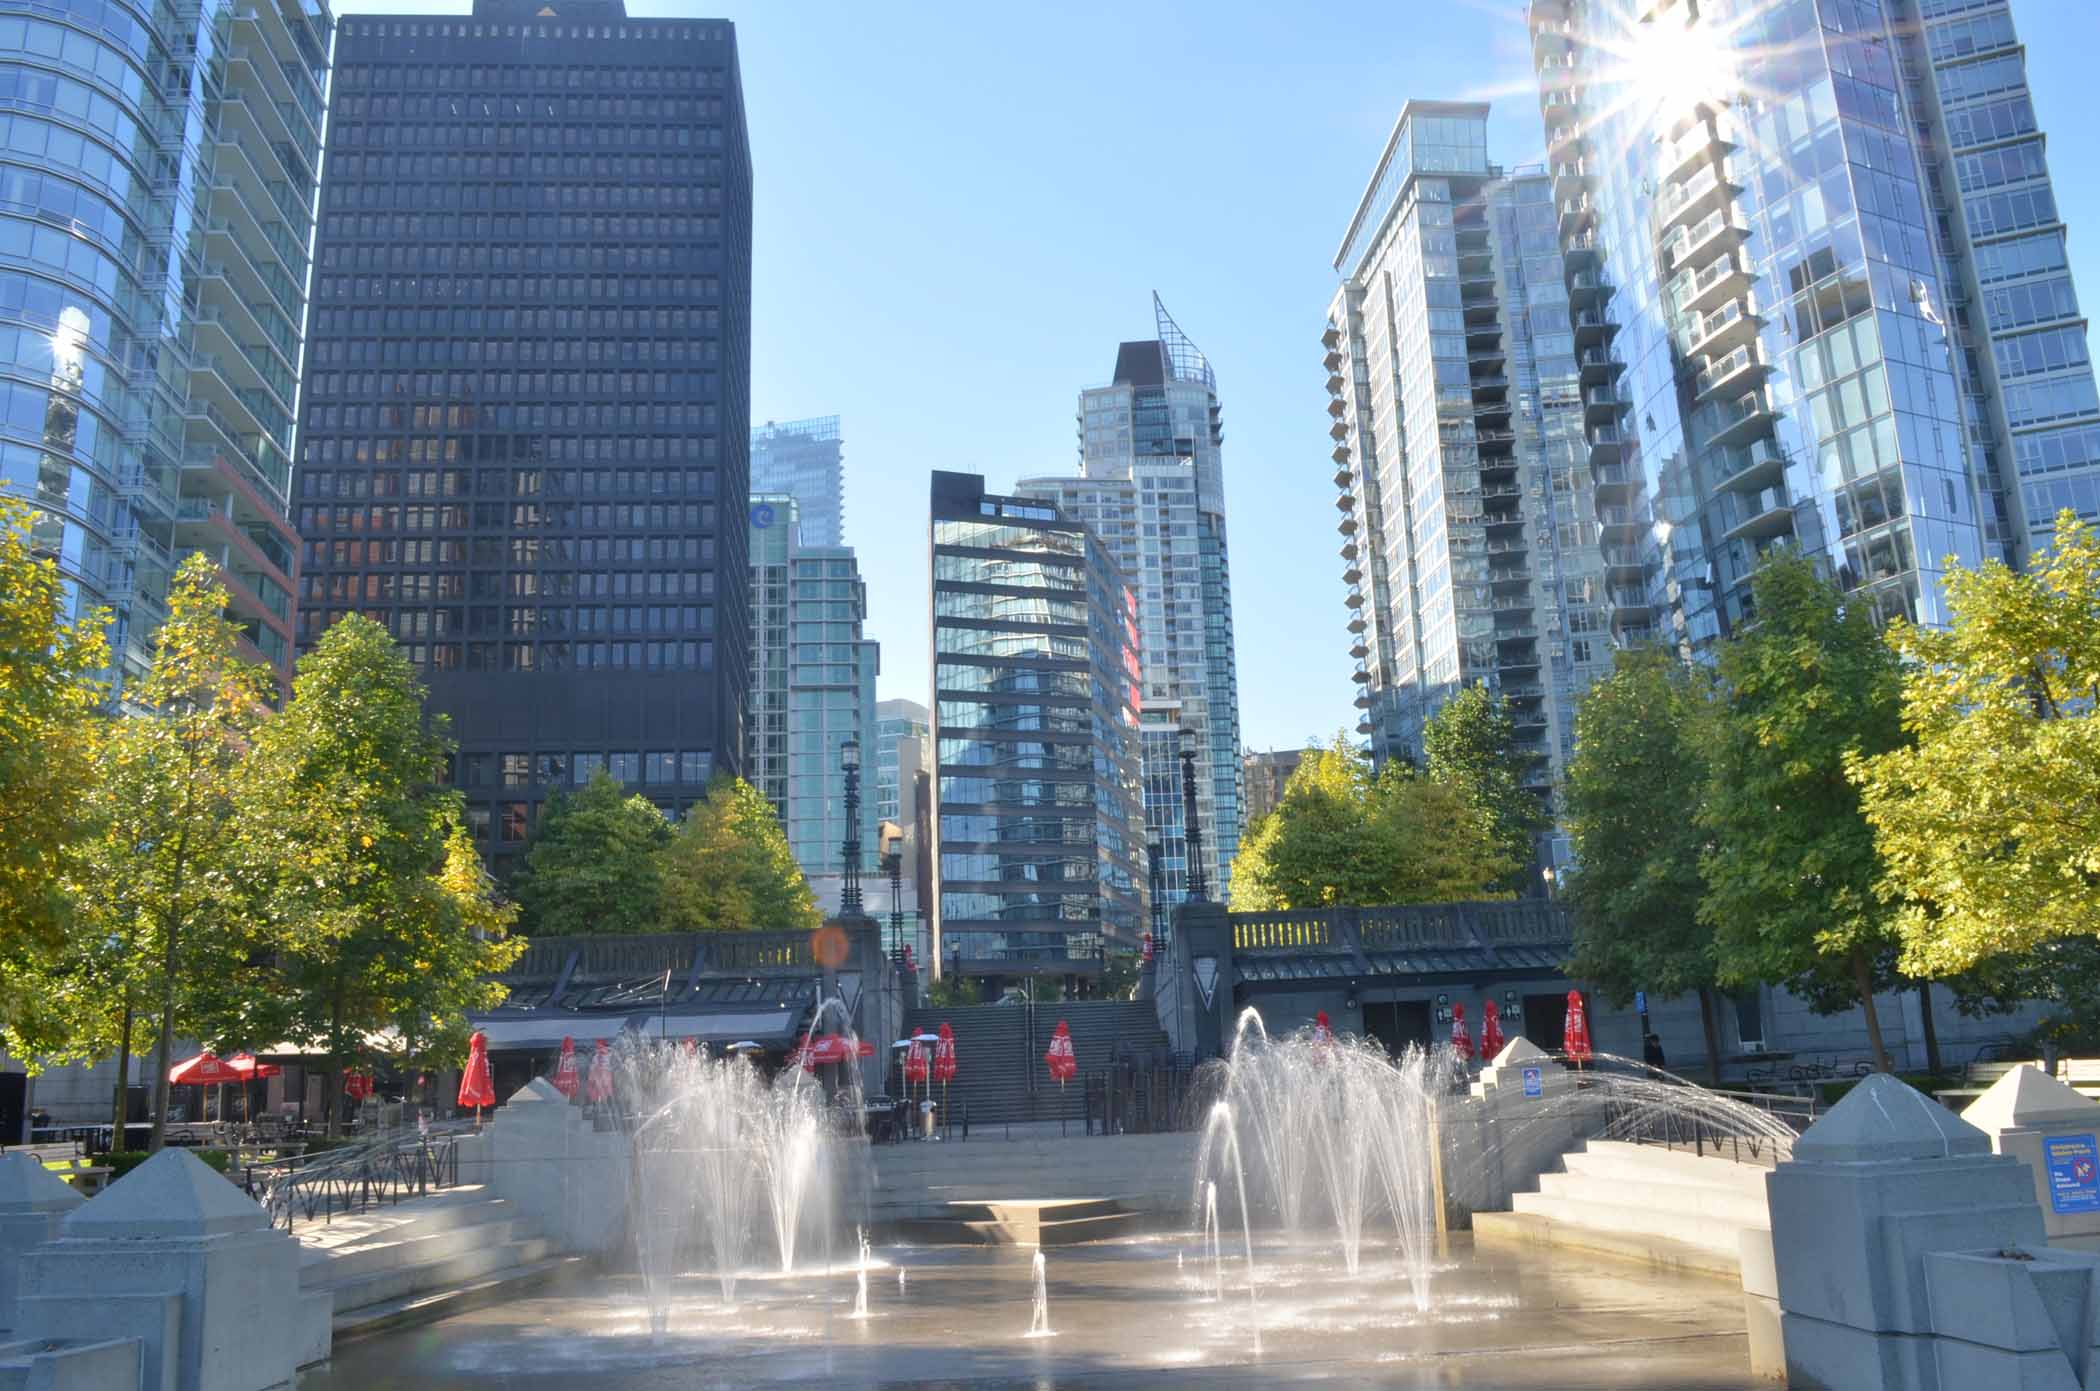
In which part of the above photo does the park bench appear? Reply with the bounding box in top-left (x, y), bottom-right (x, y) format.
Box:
top-left (3, 1139), bottom-right (113, 1196)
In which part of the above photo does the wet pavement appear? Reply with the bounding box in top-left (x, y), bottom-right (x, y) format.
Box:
top-left (299, 1233), bottom-right (1761, 1389)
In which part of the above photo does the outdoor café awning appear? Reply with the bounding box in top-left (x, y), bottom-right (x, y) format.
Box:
top-left (470, 1007), bottom-right (806, 1054)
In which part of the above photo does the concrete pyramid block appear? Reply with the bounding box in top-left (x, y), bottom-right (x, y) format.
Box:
top-left (1792, 1072), bottom-right (1991, 1163)
top-left (1491, 1036), bottom-right (1552, 1069)
top-left (1961, 1064), bottom-right (2100, 1133)
top-left (65, 1148), bottom-right (265, 1239)
top-left (0, 1153), bottom-right (84, 1216)
top-left (506, 1075), bottom-right (569, 1107)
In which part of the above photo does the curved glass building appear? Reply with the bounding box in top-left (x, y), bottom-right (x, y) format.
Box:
top-left (0, 0), bottom-right (329, 694)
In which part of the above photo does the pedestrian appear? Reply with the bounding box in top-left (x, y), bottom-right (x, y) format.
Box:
top-left (1642, 1031), bottom-right (1667, 1070)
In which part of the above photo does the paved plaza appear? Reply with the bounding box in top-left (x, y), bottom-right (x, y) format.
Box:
top-left (300, 1234), bottom-right (1760, 1389)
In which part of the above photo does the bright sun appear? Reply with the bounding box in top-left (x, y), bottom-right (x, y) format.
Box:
top-left (1628, 9), bottom-right (1742, 121)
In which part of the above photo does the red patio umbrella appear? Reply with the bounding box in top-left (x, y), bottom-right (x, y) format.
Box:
top-left (1044, 1019), bottom-right (1077, 1136)
top-left (458, 1030), bottom-right (496, 1123)
top-left (584, 1038), bottom-right (616, 1104)
top-left (1563, 989), bottom-right (1593, 1066)
top-left (1480, 1001), bottom-right (1506, 1061)
top-left (934, 1021), bottom-right (957, 1119)
top-left (550, 1035), bottom-right (580, 1100)
top-left (903, 1038), bottom-right (929, 1086)
top-left (169, 1052), bottom-right (246, 1086)
top-left (225, 1052), bottom-right (280, 1123)
top-left (1451, 1002), bottom-right (1475, 1063)
top-left (1312, 1010), bottom-right (1334, 1044)
top-left (343, 1069), bottom-right (374, 1101)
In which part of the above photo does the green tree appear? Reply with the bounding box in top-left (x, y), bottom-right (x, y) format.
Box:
top-left (70, 556), bottom-right (275, 1150)
top-left (245, 616), bottom-right (519, 1133)
top-left (1564, 648), bottom-right (1726, 1071)
top-left (659, 774), bottom-right (821, 932)
top-left (1851, 511), bottom-right (2100, 978)
top-left (379, 825), bottom-right (523, 1087)
top-left (0, 498), bottom-right (109, 1005)
top-left (510, 771), bottom-right (671, 934)
top-left (1700, 554), bottom-right (1907, 1072)
top-left (1228, 733), bottom-right (1515, 911)
top-left (1422, 682), bottom-right (1542, 888)
top-left (1945, 939), bottom-right (2100, 1055)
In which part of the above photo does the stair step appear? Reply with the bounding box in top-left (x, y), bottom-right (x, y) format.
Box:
top-left (1473, 1210), bottom-right (1742, 1282)
top-left (1507, 1192), bottom-right (1748, 1257)
top-left (331, 1254), bottom-right (586, 1342)
top-left (301, 1216), bottom-right (536, 1287)
top-left (1567, 1141), bottom-right (1774, 1195)
top-left (1536, 1170), bottom-right (1769, 1227)
top-left (318, 1236), bottom-right (555, 1314)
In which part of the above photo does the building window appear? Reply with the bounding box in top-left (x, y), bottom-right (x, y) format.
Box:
top-left (499, 801), bottom-right (529, 843)
top-left (609, 752), bottom-right (639, 784)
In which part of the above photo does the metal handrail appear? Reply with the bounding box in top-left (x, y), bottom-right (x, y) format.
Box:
top-left (255, 1123), bottom-right (471, 1232)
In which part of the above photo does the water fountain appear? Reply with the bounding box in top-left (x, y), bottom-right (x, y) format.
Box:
top-left (612, 998), bottom-right (870, 1335)
top-left (1025, 1250), bottom-right (1053, 1338)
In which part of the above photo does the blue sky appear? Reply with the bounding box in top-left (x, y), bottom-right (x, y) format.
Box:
top-left (331, 0), bottom-right (2100, 751)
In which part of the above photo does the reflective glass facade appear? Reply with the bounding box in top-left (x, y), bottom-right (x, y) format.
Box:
top-left (0, 0), bottom-right (328, 696)
top-left (1020, 295), bottom-right (1243, 915)
top-left (1895, 0), bottom-right (2100, 550)
top-left (1529, 0), bottom-right (2000, 650)
top-left (927, 470), bottom-right (1144, 975)
top-left (292, 0), bottom-right (752, 871)
top-left (1327, 102), bottom-right (1613, 837)
top-left (750, 414), bottom-right (842, 548)
top-left (873, 696), bottom-right (927, 827)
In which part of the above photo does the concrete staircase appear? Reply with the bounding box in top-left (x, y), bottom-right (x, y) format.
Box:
top-left (1472, 1139), bottom-right (1772, 1281)
top-left (296, 1184), bottom-right (581, 1336)
top-left (902, 1000), bottom-right (1170, 1127)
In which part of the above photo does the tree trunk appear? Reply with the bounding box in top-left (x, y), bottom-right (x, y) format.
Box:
top-left (148, 918), bottom-right (178, 1153)
top-left (1851, 947), bottom-right (1892, 1074)
top-left (326, 987), bottom-right (345, 1139)
top-left (1696, 985), bottom-right (1725, 1086)
top-left (1917, 981), bottom-right (1943, 1077)
top-left (109, 995), bottom-right (134, 1146)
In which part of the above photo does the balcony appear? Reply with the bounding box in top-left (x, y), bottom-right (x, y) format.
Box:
top-left (1657, 162), bottom-right (1737, 235)
top-left (1577, 347), bottom-right (1622, 386)
top-left (1572, 309), bottom-right (1618, 348)
top-left (1685, 297), bottom-right (1759, 358)
top-left (1568, 269), bottom-right (1614, 312)
top-left (1583, 385), bottom-right (1630, 426)
top-left (1706, 388), bottom-right (1777, 450)
top-left (1720, 484), bottom-right (1794, 542)
top-left (1562, 231), bottom-right (1603, 270)
top-left (1694, 344), bottom-right (1767, 402)
top-left (1663, 207), bottom-right (1750, 273)
top-left (1591, 462), bottom-right (1641, 498)
top-left (1672, 251), bottom-right (1752, 318)
top-left (1559, 194), bottom-right (1597, 238)
top-left (1601, 546), bottom-right (1644, 577)
top-left (1333, 462), bottom-right (1352, 489)
top-left (1589, 423), bottom-right (1627, 465)
top-left (1659, 112), bottom-right (1736, 184)
top-left (1713, 437), bottom-right (1786, 493)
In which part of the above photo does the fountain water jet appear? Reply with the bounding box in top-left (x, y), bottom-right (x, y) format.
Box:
top-left (1026, 1250), bottom-right (1053, 1338)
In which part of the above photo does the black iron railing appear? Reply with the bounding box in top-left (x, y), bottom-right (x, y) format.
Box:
top-left (254, 1125), bottom-right (467, 1232)
top-left (1083, 1064), bottom-right (1198, 1135)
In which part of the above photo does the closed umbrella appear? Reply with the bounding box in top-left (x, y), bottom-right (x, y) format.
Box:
top-left (458, 1030), bottom-right (496, 1124)
top-left (1480, 1001), bottom-right (1506, 1061)
top-left (1312, 1010), bottom-right (1334, 1044)
top-left (550, 1035), bottom-right (580, 1099)
top-left (584, 1038), bottom-right (615, 1104)
top-left (344, 1069), bottom-right (374, 1101)
top-left (1044, 1020), bottom-right (1076, 1135)
top-left (227, 1052), bottom-right (280, 1124)
top-left (1563, 989), bottom-right (1592, 1066)
top-left (1451, 1002), bottom-right (1474, 1064)
top-left (933, 1021), bottom-right (957, 1121)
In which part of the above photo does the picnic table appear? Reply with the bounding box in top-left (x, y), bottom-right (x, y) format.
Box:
top-left (4, 1138), bottom-right (114, 1195)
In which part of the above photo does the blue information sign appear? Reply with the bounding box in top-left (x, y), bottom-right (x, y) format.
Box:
top-left (1522, 1066), bottom-right (1543, 1098)
top-left (2045, 1134), bottom-right (2100, 1215)
top-left (1634, 990), bottom-right (1648, 1014)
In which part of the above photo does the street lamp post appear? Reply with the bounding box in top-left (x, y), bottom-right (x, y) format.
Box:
top-left (840, 739), bottom-right (863, 916)
top-left (882, 849), bottom-right (904, 952)
top-left (1178, 728), bottom-right (1208, 903)
top-left (1147, 841), bottom-right (1167, 943)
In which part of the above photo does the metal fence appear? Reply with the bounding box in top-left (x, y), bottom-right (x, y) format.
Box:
top-left (1082, 1063), bottom-right (1199, 1136)
top-left (253, 1125), bottom-right (467, 1232)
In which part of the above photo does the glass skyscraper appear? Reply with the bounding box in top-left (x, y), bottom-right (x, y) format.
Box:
top-left (1895, 0), bottom-right (2100, 551)
top-left (1021, 295), bottom-right (1243, 911)
top-left (927, 470), bottom-right (1144, 979)
top-left (292, 0), bottom-right (752, 871)
top-left (1327, 103), bottom-right (1615, 833)
top-left (873, 697), bottom-right (928, 828)
top-left (750, 415), bottom-right (843, 548)
top-left (1525, 0), bottom-right (2064, 656)
top-left (0, 0), bottom-right (330, 695)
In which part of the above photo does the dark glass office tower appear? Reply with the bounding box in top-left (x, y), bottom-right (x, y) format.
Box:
top-left (293, 0), bottom-right (751, 869)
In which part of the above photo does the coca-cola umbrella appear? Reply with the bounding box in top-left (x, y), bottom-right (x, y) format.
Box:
top-left (1451, 1002), bottom-right (1475, 1064)
top-left (585, 1038), bottom-right (616, 1105)
top-left (1563, 989), bottom-right (1593, 1067)
top-left (1313, 1010), bottom-right (1334, 1044)
top-left (458, 1030), bottom-right (496, 1124)
top-left (170, 1052), bottom-right (245, 1125)
top-left (933, 1021), bottom-right (957, 1120)
top-left (1480, 1001), bottom-right (1507, 1062)
top-left (550, 1035), bottom-right (581, 1100)
top-left (344, 1068), bottom-right (375, 1102)
top-left (1044, 1020), bottom-right (1077, 1135)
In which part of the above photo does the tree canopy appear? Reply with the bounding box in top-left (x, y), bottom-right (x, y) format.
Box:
top-left (1698, 553), bottom-right (1907, 1069)
top-left (1421, 682), bottom-right (1542, 887)
top-left (659, 774), bottom-right (822, 932)
top-left (0, 498), bottom-right (108, 1005)
top-left (510, 771), bottom-right (672, 935)
top-left (1851, 510), bottom-right (2100, 977)
top-left (1227, 733), bottom-right (1517, 911)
